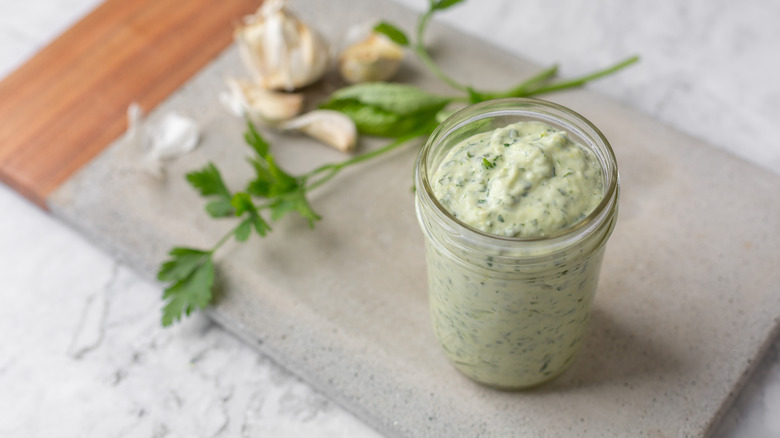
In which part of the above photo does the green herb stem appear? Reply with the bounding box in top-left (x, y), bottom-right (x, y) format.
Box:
top-left (209, 221), bottom-right (244, 255)
top-left (412, 7), bottom-right (636, 101)
top-left (491, 64), bottom-right (559, 99)
top-left (414, 11), bottom-right (469, 93)
top-left (305, 134), bottom-right (423, 191)
top-left (522, 55), bottom-right (639, 97)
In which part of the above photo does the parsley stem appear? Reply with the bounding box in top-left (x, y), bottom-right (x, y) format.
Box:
top-left (210, 222), bottom-right (242, 254)
top-left (305, 134), bottom-right (423, 191)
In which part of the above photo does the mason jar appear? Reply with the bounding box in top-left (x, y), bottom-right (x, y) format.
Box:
top-left (414, 98), bottom-right (619, 389)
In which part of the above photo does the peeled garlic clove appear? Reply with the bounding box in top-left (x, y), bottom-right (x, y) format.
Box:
top-left (235, 0), bottom-right (330, 91)
top-left (281, 110), bottom-right (357, 153)
top-left (339, 32), bottom-right (404, 83)
top-left (224, 78), bottom-right (304, 123)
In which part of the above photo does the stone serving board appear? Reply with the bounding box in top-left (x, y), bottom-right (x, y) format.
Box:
top-left (49, 0), bottom-right (780, 436)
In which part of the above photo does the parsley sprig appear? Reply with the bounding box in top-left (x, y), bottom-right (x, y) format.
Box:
top-left (158, 0), bottom-right (638, 326)
top-left (158, 122), bottom-right (420, 326)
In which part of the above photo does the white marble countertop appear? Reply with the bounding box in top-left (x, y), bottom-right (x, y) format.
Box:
top-left (1, 0), bottom-right (778, 436)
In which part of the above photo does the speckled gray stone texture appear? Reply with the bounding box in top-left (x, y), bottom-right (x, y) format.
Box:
top-left (49, 0), bottom-right (780, 437)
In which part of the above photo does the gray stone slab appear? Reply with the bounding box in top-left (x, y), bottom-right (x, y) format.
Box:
top-left (49, 0), bottom-right (780, 436)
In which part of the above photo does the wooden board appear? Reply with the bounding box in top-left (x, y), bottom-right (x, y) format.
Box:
top-left (0, 0), bottom-right (259, 207)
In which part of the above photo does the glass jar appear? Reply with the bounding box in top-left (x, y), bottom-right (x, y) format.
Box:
top-left (414, 98), bottom-right (619, 389)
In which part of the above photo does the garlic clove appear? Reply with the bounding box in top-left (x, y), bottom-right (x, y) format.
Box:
top-left (124, 103), bottom-right (200, 178)
top-left (224, 78), bottom-right (304, 123)
top-left (280, 110), bottom-right (357, 153)
top-left (235, 0), bottom-right (330, 91)
top-left (339, 32), bottom-right (404, 83)
top-left (149, 112), bottom-right (200, 160)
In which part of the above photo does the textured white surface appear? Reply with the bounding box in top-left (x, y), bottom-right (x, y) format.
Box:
top-left (1, 0), bottom-right (779, 436)
top-left (0, 184), bottom-right (382, 438)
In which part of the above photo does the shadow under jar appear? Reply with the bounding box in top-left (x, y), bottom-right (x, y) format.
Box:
top-left (415, 98), bottom-right (619, 389)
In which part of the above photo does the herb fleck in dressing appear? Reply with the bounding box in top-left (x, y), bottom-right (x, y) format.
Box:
top-left (432, 121), bottom-right (603, 237)
top-left (425, 121), bottom-right (607, 388)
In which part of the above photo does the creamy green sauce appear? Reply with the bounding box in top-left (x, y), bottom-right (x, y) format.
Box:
top-left (431, 121), bottom-right (603, 237)
top-left (425, 121), bottom-right (607, 388)
top-left (425, 242), bottom-right (604, 388)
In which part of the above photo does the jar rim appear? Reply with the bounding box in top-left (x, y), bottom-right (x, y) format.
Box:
top-left (416, 97), bottom-right (619, 248)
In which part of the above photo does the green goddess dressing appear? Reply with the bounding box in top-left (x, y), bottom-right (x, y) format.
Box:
top-left (431, 121), bottom-right (603, 238)
top-left (425, 120), bottom-right (606, 388)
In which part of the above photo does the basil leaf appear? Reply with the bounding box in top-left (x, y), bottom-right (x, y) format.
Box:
top-left (322, 99), bottom-right (402, 136)
top-left (327, 99), bottom-right (445, 137)
top-left (323, 83), bottom-right (451, 137)
top-left (327, 83), bottom-right (450, 116)
top-left (430, 0), bottom-right (465, 12)
top-left (373, 22), bottom-right (409, 46)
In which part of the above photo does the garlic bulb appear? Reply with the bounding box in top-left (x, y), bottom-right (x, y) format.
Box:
top-left (235, 0), bottom-right (330, 91)
top-left (223, 78), bottom-right (304, 123)
top-left (339, 31), bottom-right (404, 83)
top-left (280, 110), bottom-right (357, 153)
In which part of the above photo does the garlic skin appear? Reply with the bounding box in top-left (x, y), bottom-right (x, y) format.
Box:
top-left (280, 110), bottom-right (357, 153)
top-left (125, 103), bottom-right (200, 178)
top-left (235, 0), bottom-right (330, 91)
top-left (339, 32), bottom-right (404, 83)
top-left (223, 78), bottom-right (304, 123)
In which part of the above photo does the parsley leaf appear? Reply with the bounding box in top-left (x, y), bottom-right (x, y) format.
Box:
top-left (231, 192), bottom-right (271, 237)
top-left (266, 155), bottom-right (298, 196)
top-left (186, 163), bottom-right (231, 198)
top-left (247, 158), bottom-right (272, 198)
top-left (158, 247), bottom-right (209, 283)
top-left (246, 127), bottom-right (300, 198)
top-left (186, 164), bottom-right (234, 217)
top-left (158, 248), bottom-right (214, 327)
top-left (234, 218), bottom-right (253, 242)
top-left (245, 120), bottom-right (270, 158)
top-left (205, 199), bottom-right (234, 217)
top-left (231, 192), bottom-right (256, 216)
top-left (269, 190), bottom-right (322, 228)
